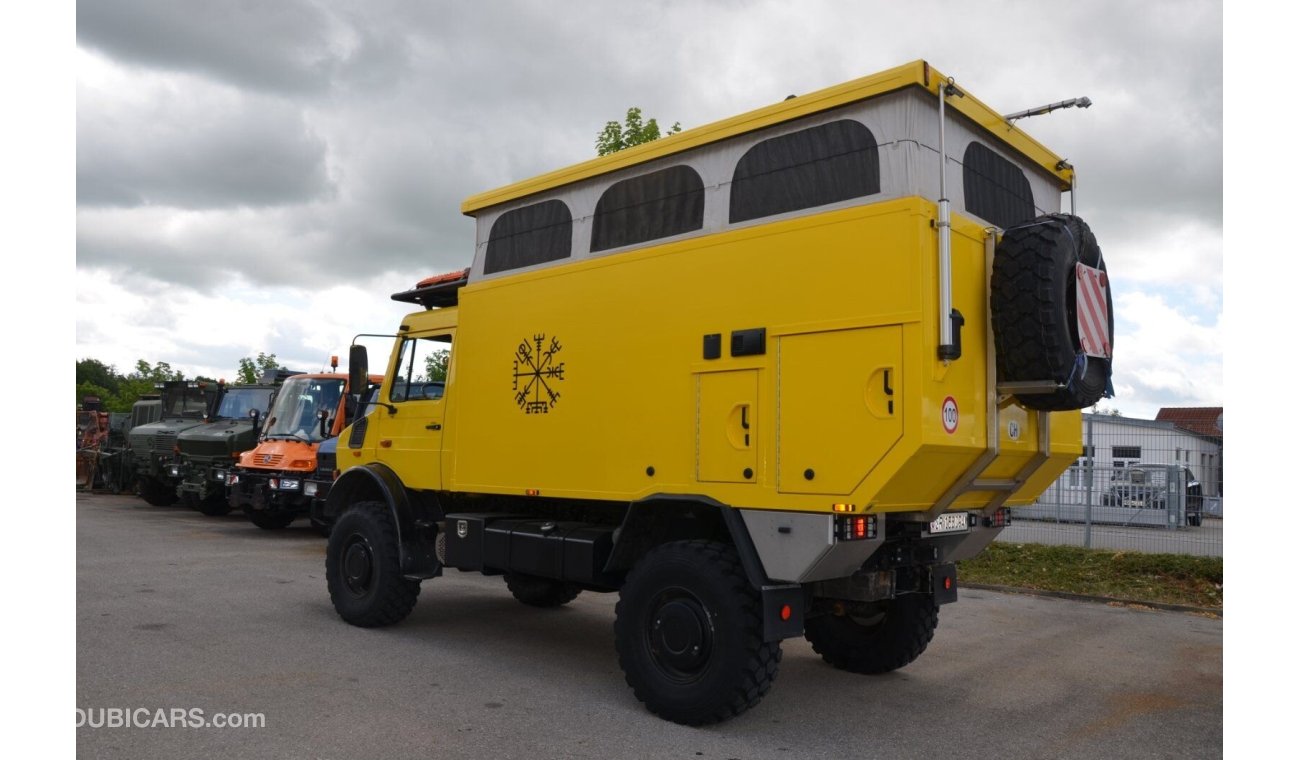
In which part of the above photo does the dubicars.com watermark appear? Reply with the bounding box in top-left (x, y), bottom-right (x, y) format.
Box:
top-left (77, 707), bottom-right (265, 729)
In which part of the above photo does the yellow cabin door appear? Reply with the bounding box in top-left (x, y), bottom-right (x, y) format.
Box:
top-left (376, 332), bottom-right (453, 491)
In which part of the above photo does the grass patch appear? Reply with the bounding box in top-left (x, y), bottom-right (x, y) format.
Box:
top-left (959, 543), bottom-right (1222, 610)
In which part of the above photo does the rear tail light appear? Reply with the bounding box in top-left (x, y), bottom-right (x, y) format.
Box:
top-left (836, 514), bottom-right (877, 541)
top-left (982, 508), bottom-right (1012, 528)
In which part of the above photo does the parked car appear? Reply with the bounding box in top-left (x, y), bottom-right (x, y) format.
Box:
top-left (1103, 465), bottom-right (1203, 526)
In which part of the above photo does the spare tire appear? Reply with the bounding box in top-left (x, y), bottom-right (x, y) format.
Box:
top-left (991, 213), bottom-right (1113, 411)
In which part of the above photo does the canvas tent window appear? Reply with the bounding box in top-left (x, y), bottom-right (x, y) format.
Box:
top-left (962, 141), bottom-right (1036, 229)
top-left (728, 119), bottom-right (881, 223)
top-left (485, 200), bottom-right (573, 274)
top-left (591, 165), bottom-right (705, 252)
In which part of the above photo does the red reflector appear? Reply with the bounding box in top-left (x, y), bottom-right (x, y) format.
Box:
top-left (780, 604), bottom-right (792, 622)
top-left (853, 517), bottom-right (866, 539)
top-left (944, 577), bottom-right (953, 590)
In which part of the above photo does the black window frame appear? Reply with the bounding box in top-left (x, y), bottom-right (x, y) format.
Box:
top-left (1112, 445), bottom-right (1142, 460)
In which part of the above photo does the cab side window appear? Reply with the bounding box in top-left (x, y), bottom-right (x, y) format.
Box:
top-left (391, 335), bottom-right (452, 403)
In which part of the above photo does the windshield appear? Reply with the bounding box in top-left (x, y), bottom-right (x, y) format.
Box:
top-left (216, 387), bottom-right (276, 420)
top-left (263, 377), bottom-right (345, 442)
top-left (163, 385), bottom-right (210, 418)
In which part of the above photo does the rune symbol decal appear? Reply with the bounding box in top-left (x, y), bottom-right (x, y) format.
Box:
top-left (513, 333), bottom-right (565, 413)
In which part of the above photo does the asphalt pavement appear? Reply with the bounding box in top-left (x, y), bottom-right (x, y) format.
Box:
top-left (76, 492), bottom-right (1223, 759)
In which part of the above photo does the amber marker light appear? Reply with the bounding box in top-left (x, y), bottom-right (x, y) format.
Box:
top-left (832, 503), bottom-right (856, 513)
top-left (525, 489), bottom-right (541, 496)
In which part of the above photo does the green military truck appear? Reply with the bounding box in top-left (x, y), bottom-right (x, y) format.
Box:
top-left (175, 380), bottom-right (282, 515)
top-left (126, 381), bottom-right (216, 506)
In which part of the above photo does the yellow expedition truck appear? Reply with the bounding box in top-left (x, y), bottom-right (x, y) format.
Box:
top-left (324, 61), bottom-right (1113, 724)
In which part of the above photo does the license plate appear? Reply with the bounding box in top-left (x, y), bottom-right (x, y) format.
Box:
top-left (1123, 499), bottom-right (1145, 508)
top-left (929, 512), bottom-right (969, 534)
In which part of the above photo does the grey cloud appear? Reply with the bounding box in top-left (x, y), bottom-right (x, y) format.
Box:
top-left (76, 0), bottom-right (1222, 422)
top-left (77, 85), bottom-right (332, 209)
top-left (76, 0), bottom-right (359, 95)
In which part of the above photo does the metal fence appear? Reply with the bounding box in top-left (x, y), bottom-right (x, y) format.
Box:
top-left (999, 415), bottom-right (1223, 557)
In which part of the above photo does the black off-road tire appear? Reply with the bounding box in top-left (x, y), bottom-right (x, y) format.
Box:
top-left (186, 491), bottom-right (233, 516)
top-left (138, 477), bottom-right (178, 507)
top-left (991, 213), bottom-right (1113, 411)
top-left (614, 540), bottom-right (781, 725)
top-left (804, 593), bottom-right (939, 674)
top-left (326, 501), bottom-right (420, 627)
top-left (246, 510), bottom-right (296, 530)
top-left (504, 573), bottom-right (581, 608)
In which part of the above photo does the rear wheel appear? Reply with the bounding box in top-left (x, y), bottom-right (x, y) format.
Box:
top-left (326, 501), bottom-right (420, 627)
top-left (614, 540), bottom-right (781, 725)
top-left (138, 477), bottom-right (178, 507)
top-left (804, 594), bottom-right (939, 674)
top-left (246, 510), bottom-right (296, 530)
top-left (504, 573), bottom-right (581, 608)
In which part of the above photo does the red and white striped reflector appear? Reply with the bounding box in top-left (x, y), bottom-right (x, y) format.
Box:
top-left (1076, 263), bottom-right (1111, 359)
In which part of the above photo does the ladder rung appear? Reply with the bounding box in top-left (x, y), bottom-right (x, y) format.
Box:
top-left (997, 380), bottom-right (1065, 394)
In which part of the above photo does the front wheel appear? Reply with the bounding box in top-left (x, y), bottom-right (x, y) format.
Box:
top-left (185, 491), bottom-right (232, 516)
top-left (326, 501), bottom-right (420, 627)
top-left (614, 540), bottom-right (781, 725)
top-left (804, 593), bottom-right (939, 674)
top-left (138, 477), bottom-right (178, 507)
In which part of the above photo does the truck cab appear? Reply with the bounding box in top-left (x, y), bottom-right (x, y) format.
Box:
top-left (126, 381), bottom-right (217, 506)
top-left (229, 371), bottom-right (382, 531)
top-left (175, 382), bottom-right (280, 515)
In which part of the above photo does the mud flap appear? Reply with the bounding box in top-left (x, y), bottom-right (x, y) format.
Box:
top-left (761, 584), bottom-right (807, 641)
top-left (931, 563), bottom-right (958, 605)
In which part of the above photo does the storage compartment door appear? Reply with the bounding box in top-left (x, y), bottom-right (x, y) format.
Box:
top-left (697, 370), bottom-right (759, 484)
top-left (777, 327), bottom-right (903, 495)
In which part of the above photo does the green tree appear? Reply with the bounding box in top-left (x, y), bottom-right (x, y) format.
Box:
top-left (108, 360), bottom-right (184, 412)
top-left (236, 352), bottom-right (282, 384)
top-left (424, 350), bottom-right (450, 382)
top-left (596, 107), bottom-right (681, 156)
top-left (75, 358), bottom-right (191, 412)
top-left (77, 358), bottom-right (120, 395)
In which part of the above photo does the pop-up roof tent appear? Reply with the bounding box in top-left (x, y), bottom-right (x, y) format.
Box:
top-left (460, 60), bottom-right (1074, 282)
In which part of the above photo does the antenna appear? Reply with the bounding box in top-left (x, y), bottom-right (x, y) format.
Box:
top-left (1004, 96), bottom-right (1092, 122)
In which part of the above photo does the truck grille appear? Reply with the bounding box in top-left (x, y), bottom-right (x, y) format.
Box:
top-left (186, 439), bottom-right (233, 458)
top-left (148, 432), bottom-right (177, 452)
top-left (254, 453), bottom-right (285, 467)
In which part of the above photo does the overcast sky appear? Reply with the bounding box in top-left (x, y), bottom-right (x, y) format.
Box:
top-left (74, 0), bottom-right (1222, 419)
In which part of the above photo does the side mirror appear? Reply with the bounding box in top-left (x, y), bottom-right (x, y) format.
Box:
top-left (317, 408), bottom-right (330, 438)
top-left (249, 408), bottom-right (261, 430)
top-left (349, 345), bottom-right (368, 399)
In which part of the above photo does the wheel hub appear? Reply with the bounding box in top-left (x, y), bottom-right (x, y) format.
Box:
top-left (342, 537), bottom-right (374, 595)
top-left (649, 595), bottom-right (712, 679)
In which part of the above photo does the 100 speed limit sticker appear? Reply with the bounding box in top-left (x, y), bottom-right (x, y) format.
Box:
top-left (941, 396), bottom-right (959, 434)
